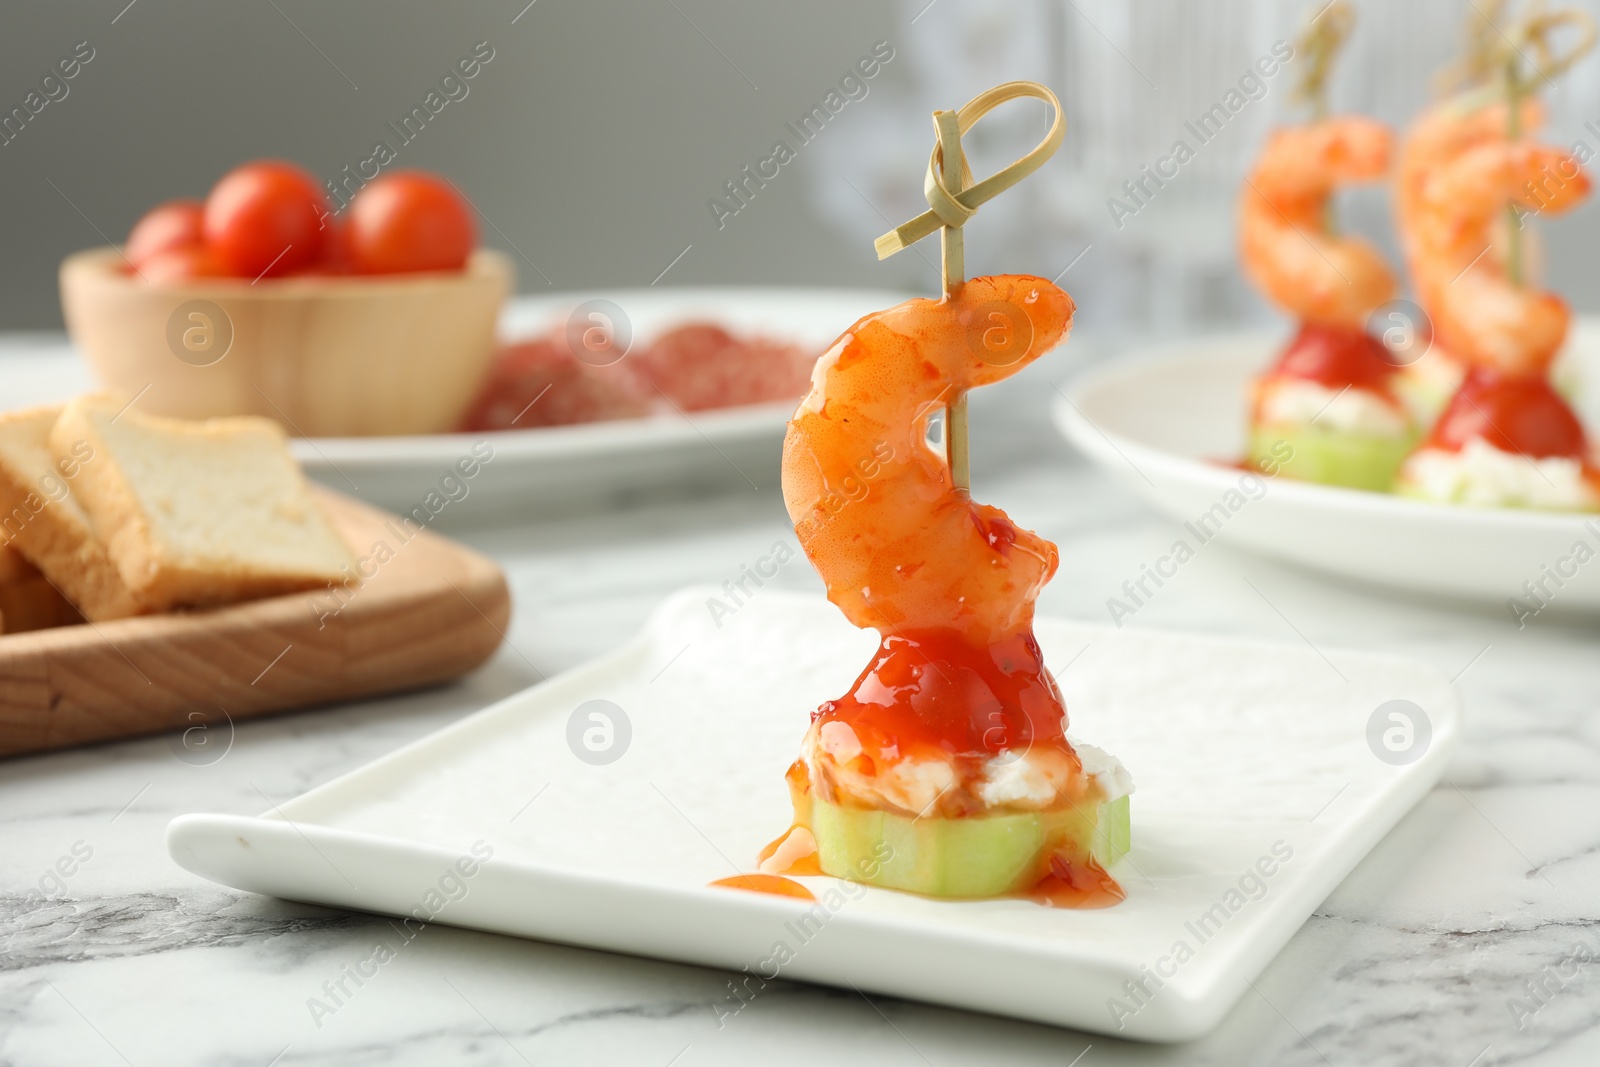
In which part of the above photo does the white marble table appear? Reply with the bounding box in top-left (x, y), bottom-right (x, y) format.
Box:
top-left (3, 344), bottom-right (1598, 1067)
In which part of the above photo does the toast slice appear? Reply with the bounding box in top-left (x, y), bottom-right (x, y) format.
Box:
top-left (0, 544), bottom-right (34, 583)
top-left (0, 571), bottom-right (84, 632)
top-left (0, 544), bottom-right (82, 632)
top-left (52, 397), bottom-right (356, 611)
top-left (0, 405), bottom-right (145, 620)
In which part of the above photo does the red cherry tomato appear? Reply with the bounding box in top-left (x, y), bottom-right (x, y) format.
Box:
top-left (126, 199), bottom-right (205, 265)
top-left (345, 171), bottom-right (475, 274)
top-left (203, 161), bottom-right (329, 278)
top-left (315, 215), bottom-right (352, 275)
top-left (139, 245), bottom-right (228, 284)
top-left (1272, 322), bottom-right (1398, 392)
top-left (1430, 369), bottom-right (1588, 459)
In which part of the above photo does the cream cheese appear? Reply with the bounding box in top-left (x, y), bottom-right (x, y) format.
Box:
top-left (804, 722), bottom-right (1133, 816)
top-left (1400, 438), bottom-right (1598, 511)
top-left (1256, 378), bottom-right (1411, 437)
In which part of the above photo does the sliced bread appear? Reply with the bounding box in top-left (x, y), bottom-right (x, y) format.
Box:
top-left (0, 571), bottom-right (83, 632)
top-left (0, 544), bottom-right (34, 583)
top-left (0, 405), bottom-right (145, 620)
top-left (52, 397), bottom-right (355, 611)
top-left (0, 544), bottom-right (81, 632)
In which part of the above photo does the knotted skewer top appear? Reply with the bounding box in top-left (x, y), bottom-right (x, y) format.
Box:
top-left (873, 80), bottom-right (1064, 286)
top-left (870, 80), bottom-right (1065, 492)
top-left (1498, 3), bottom-right (1596, 96)
top-left (1440, 1), bottom-right (1595, 109)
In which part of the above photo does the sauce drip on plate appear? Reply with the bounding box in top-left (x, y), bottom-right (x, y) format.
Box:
top-left (708, 874), bottom-right (816, 901)
top-left (1026, 854), bottom-right (1127, 909)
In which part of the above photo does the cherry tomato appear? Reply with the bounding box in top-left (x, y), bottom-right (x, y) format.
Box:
top-left (345, 171), bottom-right (474, 274)
top-left (126, 199), bottom-right (205, 265)
top-left (1430, 369), bottom-right (1588, 459)
top-left (139, 245), bottom-right (228, 284)
top-left (1273, 322), bottom-right (1398, 392)
top-left (203, 161), bottom-right (329, 278)
top-left (314, 214), bottom-right (352, 275)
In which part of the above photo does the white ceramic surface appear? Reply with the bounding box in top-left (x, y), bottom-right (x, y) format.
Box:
top-left (1052, 322), bottom-right (1600, 610)
top-left (167, 586), bottom-right (1457, 1042)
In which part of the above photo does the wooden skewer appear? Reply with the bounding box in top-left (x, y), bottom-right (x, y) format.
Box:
top-left (1290, 0), bottom-right (1355, 236)
top-left (1504, 57), bottom-right (1526, 287)
top-left (874, 81), bottom-right (1064, 493)
top-left (935, 109), bottom-right (973, 488)
top-left (1291, 0), bottom-right (1355, 123)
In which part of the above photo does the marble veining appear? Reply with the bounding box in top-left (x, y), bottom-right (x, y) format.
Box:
top-left (2, 890), bottom-right (370, 971)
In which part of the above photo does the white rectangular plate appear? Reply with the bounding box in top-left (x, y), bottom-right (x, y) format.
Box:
top-left (167, 588), bottom-right (1457, 1041)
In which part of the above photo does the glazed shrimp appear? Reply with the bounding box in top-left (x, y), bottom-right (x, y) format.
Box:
top-left (1410, 138), bottom-right (1590, 375)
top-left (1395, 99), bottom-right (1544, 280)
top-left (782, 274), bottom-right (1073, 651)
top-left (1238, 117), bottom-right (1397, 327)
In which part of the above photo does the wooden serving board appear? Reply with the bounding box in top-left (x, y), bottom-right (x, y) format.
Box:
top-left (0, 489), bottom-right (510, 758)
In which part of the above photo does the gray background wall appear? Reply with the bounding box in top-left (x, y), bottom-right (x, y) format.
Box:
top-left (1, 0), bottom-right (1596, 332)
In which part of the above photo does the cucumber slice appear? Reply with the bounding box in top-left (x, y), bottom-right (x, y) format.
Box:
top-left (1250, 424), bottom-right (1415, 492)
top-left (811, 794), bottom-right (1129, 898)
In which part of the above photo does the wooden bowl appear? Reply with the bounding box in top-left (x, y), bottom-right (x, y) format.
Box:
top-left (60, 248), bottom-right (513, 437)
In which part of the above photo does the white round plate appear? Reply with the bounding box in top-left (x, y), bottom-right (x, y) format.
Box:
top-left (293, 286), bottom-right (911, 520)
top-left (1052, 322), bottom-right (1600, 610)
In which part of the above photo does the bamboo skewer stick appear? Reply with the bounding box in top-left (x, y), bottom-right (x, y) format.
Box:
top-left (1291, 0), bottom-right (1355, 235)
top-left (935, 109), bottom-right (973, 488)
top-left (1504, 62), bottom-right (1526, 287)
top-left (874, 81), bottom-right (1064, 494)
top-left (1291, 0), bottom-right (1354, 124)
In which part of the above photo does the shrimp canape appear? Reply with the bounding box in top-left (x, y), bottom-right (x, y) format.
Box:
top-left (772, 276), bottom-right (1132, 901)
top-left (1392, 99), bottom-right (1539, 423)
top-left (1394, 136), bottom-right (1596, 510)
top-left (1392, 1), bottom-right (1582, 424)
top-left (1240, 124), bottom-right (1415, 491)
top-left (1394, 7), bottom-right (1599, 511)
top-left (765, 84), bottom-right (1130, 905)
top-left (1239, 7), bottom-right (1417, 491)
